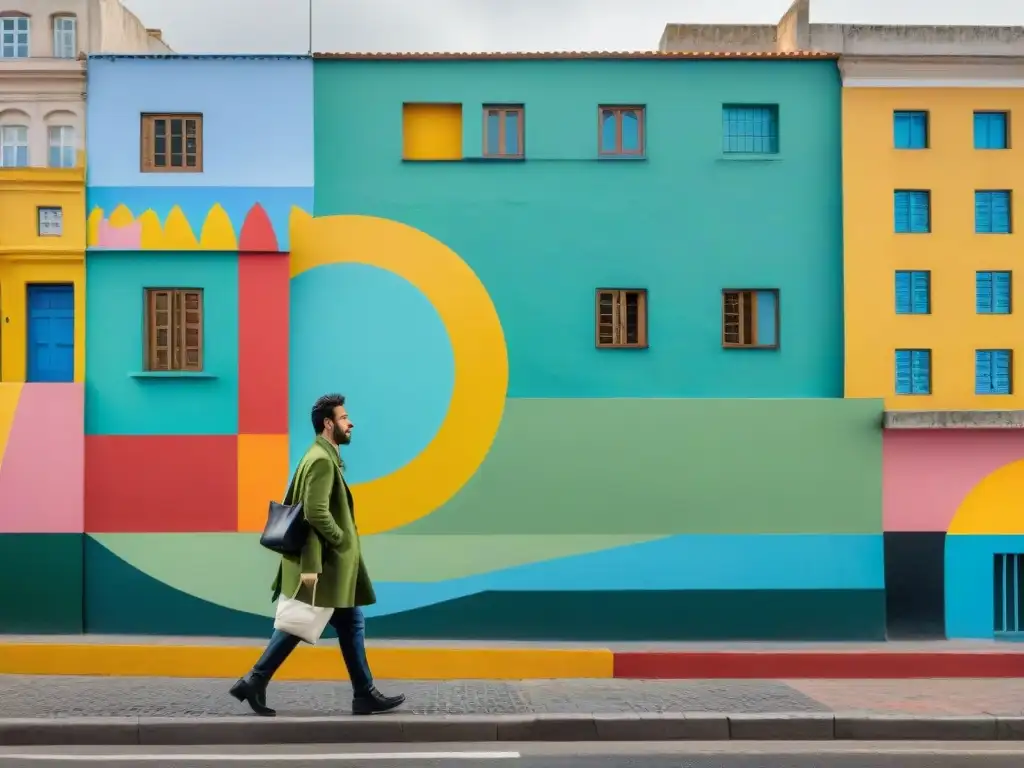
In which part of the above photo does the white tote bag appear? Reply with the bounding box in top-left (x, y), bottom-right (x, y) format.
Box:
top-left (274, 580), bottom-right (333, 645)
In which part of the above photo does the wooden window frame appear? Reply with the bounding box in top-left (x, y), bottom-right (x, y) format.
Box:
top-left (598, 106), bottom-right (645, 157)
top-left (144, 288), bottom-right (204, 372)
top-left (140, 113), bottom-right (204, 173)
top-left (595, 288), bottom-right (648, 349)
top-left (721, 288), bottom-right (780, 350)
top-left (482, 105), bottom-right (524, 159)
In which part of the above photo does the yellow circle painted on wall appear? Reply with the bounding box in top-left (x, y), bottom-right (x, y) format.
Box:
top-left (289, 210), bottom-right (509, 534)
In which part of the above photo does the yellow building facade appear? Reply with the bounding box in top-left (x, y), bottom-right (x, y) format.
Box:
top-left (0, 167), bottom-right (85, 383)
top-left (843, 71), bottom-right (1024, 410)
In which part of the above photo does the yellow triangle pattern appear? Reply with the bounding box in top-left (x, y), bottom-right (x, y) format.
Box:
top-left (88, 204), bottom-right (245, 251)
top-left (0, 384), bottom-right (24, 473)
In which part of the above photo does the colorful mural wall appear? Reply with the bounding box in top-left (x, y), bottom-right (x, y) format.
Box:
top-left (9, 52), bottom-right (1017, 643)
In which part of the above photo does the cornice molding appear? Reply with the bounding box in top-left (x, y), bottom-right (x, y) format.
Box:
top-left (840, 55), bottom-right (1024, 87)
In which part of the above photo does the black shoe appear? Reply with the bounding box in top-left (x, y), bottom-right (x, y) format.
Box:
top-left (229, 675), bottom-right (276, 717)
top-left (352, 686), bottom-right (406, 716)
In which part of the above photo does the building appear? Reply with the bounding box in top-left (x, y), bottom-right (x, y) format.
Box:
top-left (666, 0), bottom-right (1024, 641)
top-left (0, 0), bottom-right (170, 632)
top-left (35, 47), bottom-right (889, 643)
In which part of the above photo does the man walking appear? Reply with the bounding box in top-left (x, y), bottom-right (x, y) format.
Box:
top-left (230, 393), bottom-right (405, 717)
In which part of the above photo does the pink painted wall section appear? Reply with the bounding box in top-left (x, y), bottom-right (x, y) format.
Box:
top-left (883, 430), bottom-right (1024, 532)
top-left (0, 384), bottom-right (84, 533)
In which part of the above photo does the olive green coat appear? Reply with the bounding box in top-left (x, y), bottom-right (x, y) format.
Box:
top-left (271, 436), bottom-right (376, 609)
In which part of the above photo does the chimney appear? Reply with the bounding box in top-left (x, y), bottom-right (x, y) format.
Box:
top-left (146, 28), bottom-right (162, 41)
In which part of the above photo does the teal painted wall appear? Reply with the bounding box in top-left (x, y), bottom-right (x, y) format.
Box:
top-left (314, 58), bottom-right (844, 398)
top-left (85, 252), bottom-right (240, 435)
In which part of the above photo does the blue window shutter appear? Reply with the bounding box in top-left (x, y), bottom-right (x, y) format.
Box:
top-left (976, 350), bottom-right (993, 393)
top-left (894, 112), bottom-right (911, 148)
top-left (992, 191), bottom-right (1011, 233)
top-left (977, 271), bottom-right (994, 313)
top-left (976, 191), bottom-right (992, 233)
top-left (895, 192), bottom-right (910, 232)
top-left (991, 113), bottom-right (1008, 149)
top-left (910, 192), bottom-right (929, 232)
top-left (911, 350), bottom-right (930, 394)
top-left (895, 271), bottom-right (911, 313)
top-left (994, 272), bottom-right (1012, 314)
top-left (994, 350), bottom-right (1012, 394)
top-left (911, 271), bottom-right (929, 313)
top-left (910, 113), bottom-right (926, 147)
top-left (974, 113), bottom-right (989, 149)
top-left (504, 111), bottom-right (520, 155)
top-left (895, 350), bottom-right (912, 394)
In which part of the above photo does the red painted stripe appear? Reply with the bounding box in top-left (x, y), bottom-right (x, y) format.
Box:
top-left (238, 204), bottom-right (279, 252)
top-left (238, 254), bottom-right (289, 434)
top-left (613, 652), bottom-right (1024, 679)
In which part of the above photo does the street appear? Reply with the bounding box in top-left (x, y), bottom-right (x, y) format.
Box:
top-left (1, 743), bottom-right (1023, 767)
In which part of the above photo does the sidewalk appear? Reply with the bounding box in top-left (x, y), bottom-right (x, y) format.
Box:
top-left (2, 675), bottom-right (1024, 745)
top-left (4, 636), bottom-right (1024, 680)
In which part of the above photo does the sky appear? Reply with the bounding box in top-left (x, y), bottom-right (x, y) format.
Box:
top-left (121, 0), bottom-right (1024, 55)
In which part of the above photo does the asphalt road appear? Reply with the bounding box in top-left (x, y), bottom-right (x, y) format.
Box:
top-left (1, 743), bottom-right (1024, 767)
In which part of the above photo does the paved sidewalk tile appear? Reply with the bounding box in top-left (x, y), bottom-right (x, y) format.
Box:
top-left (0, 676), bottom-right (826, 718)
top-left (789, 679), bottom-right (1024, 716)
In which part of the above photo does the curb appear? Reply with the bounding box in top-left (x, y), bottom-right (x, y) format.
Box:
top-left (2, 713), bottom-right (1023, 746)
top-left (0, 644), bottom-right (613, 681)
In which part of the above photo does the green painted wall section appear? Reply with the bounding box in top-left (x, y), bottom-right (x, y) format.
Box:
top-left (402, 398), bottom-right (884, 535)
top-left (0, 535), bottom-right (83, 633)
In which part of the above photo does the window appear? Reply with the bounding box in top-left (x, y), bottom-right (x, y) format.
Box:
top-left (976, 349), bottom-right (1012, 395)
top-left (894, 190), bottom-right (930, 233)
top-left (893, 111), bottom-right (928, 149)
top-left (599, 106), bottom-right (644, 157)
top-left (975, 112), bottom-right (1008, 150)
top-left (140, 114), bottom-right (203, 172)
top-left (895, 271), bottom-right (930, 314)
top-left (977, 271), bottom-right (1012, 314)
top-left (53, 15), bottom-right (76, 58)
top-left (595, 289), bottom-right (647, 348)
top-left (0, 15), bottom-right (29, 58)
top-left (0, 125), bottom-right (28, 167)
top-left (48, 126), bottom-right (76, 168)
top-left (37, 207), bottom-right (63, 237)
top-left (975, 190), bottom-right (1012, 234)
top-left (722, 289), bottom-right (780, 349)
top-left (895, 349), bottom-right (931, 395)
top-left (722, 105), bottom-right (779, 154)
top-left (144, 289), bottom-right (204, 372)
top-left (483, 105), bottom-right (523, 158)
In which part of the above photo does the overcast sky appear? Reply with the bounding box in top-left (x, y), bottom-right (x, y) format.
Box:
top-left (122, 0), bottom-right (1023, 55)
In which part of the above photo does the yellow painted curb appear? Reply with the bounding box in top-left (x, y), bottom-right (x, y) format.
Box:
top-left (0, 644), bottom-right (614, 680)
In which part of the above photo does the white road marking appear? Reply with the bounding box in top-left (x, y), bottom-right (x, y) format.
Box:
top-left (0, 752), bottom-right (521, 762)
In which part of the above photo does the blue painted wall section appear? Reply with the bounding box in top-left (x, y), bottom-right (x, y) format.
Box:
top-left (84, 252), bottom-right (240, 435)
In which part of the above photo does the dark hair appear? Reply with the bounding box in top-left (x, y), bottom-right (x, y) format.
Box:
top-left (311, 393), bottom-right (346, 434)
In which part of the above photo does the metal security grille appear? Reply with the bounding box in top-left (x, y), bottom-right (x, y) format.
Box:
top-left (994, 554), bottom-right (1024, 637)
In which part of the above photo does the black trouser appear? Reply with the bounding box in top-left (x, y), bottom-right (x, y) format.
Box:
top-left (250, 607), bottom-right (372, 693)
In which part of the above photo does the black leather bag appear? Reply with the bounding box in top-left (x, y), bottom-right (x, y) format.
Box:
top-left (260, 475), bottom-right (308, 556)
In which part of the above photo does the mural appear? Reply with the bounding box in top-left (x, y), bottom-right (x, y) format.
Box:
top-left (86, 189), bottom-right (311, 252)
top-left (0, 384), bottom-right (84, 633)
top-left (883, 431), bottom-right (1024, 639)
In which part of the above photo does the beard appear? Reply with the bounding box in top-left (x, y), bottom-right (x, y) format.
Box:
top-left (333, 424), bottom-right (351, 445)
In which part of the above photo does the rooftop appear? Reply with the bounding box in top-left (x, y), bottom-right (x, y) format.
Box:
top-left (311, 50), bottom-right (834, 60)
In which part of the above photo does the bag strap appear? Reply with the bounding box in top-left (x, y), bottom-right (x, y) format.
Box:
top-left (290, 578), bottom-right (318, 605)
top-left (282, 470), bottom-right (299, 506)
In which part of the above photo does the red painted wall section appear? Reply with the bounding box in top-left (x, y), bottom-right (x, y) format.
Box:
top-left (84, 435), bottom-right (237, 532)
top-left (238, 254), bottom-right (289, 434)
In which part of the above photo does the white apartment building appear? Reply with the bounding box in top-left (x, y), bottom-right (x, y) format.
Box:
top-left (0, 0), bottom-right (170, 168)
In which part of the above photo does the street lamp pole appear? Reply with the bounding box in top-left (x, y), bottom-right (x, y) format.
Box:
top-left (307, 0), bottom-right (313, 55)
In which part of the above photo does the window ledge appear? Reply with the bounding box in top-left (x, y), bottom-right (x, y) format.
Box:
top-left (463, 156), bottom-right (526, 163)
top-left (596, 155), bottom-right (648, 161)
top-left (128, 371), bottom-right (217, 380)
top-left (723, 344), bottom-right (779, 350)
top-left (717, 154), bottom-right (783, 162)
